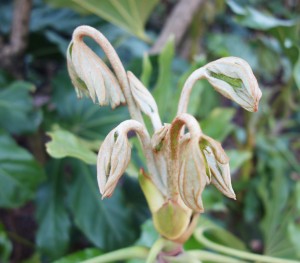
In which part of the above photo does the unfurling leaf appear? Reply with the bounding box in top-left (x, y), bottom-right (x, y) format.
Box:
top-left (67, 40), bottom-right (125, 109)
top-left (97, 128), bottom-right (131, 198)
top-left (204, 57), bottom-right (262, 112)
top-left (128, 71), bottom-right (158, 116)
top-left (151, 124), bottom-right (169, 151)
top-left (179, 140), bottom-right (207, 213)
top-left (200, 136), bottom-right (236, 199)
top-left (128, 71), bottom-right (161, 129)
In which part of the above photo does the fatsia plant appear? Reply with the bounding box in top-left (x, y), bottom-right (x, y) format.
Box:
top-left (67, 25), bottom-right (262, 261)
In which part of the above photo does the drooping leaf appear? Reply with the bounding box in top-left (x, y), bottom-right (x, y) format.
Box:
top-left (67, 162), bottom-right (139, 251)
top-left (0, 81), bottom-right (42, 135)
top-left (0, 131), bottom-right (46, 208)
top-left (51, 71), bottom-right (129, 140)
top-left (36, 160), bottom-right (71, 260)
top-left (46, 127), bottom-right (98, 165)
top-left (67, 32), bottom-right (126, 108)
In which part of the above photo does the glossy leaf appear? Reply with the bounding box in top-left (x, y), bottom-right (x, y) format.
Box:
top-left (67, 162), bottom-right (138, 251)
top-left (0, 131), bottom-right (46, 208)
top-left (36, 160), bottom-right (71, 260)
top-left (0, 81), bottom-right (42, 134)
top-left (46, 127), bottom-right (98, 164)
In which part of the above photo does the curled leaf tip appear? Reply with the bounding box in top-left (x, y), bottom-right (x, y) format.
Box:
top-left (67, 29), bottom-right (125, 109)
top-left (204, 57), bottom-right (262, 112)
top-left (97, 126), bottom-right (131, 197)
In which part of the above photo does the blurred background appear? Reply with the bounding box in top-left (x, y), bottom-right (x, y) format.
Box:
top-left (0, 0), bottom-right (299, 262)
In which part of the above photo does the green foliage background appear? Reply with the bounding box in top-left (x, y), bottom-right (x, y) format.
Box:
top-left (0, 0), bottom-right (299, 262)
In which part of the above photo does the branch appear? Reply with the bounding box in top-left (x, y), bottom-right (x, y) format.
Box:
top-left (150, 0), bottom-right (204, 54)
top-left (0, 0), bottom-right (32, 77)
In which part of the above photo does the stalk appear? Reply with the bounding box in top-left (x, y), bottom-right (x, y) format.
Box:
top-left (73, 26), bottom-right (164, 192)
top-left (194, 228), bottom-right (300, 263)
top-left (81, 246), bottom-right (149, 263)
top-left (177, 67), bottom-right (206, 115)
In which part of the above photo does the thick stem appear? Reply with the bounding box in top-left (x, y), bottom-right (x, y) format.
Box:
top-left (0, 0), bottom-right (32, 78)
top-left (167, 114), bottom-right (202, 198)
top-left (81, 246), bottom-right (149, 263)
top-left (146, 238), bottom-right (183, 263)
top-left (146, 238), bottom-right (166, 263)
top-left (150, 0), bottom-right (205, 54)
top-left (194, 228), bottom-right (300, 263)
top-left (177, 67), bottom-right (206, 115)
top-left (73, 26), bottom-right (164, 192)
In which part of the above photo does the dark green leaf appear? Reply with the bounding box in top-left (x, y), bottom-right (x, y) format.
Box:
top-left (67, 162), bottom-right (138, 251)
top-left (0, 131), bottom-right (45, 208)
top-left (36, 160), bottom-right (71, 260)
top-left (30, 4), bottom-right (99, 33)
top-left (51, 71), bottom-right (129, 140)
top-left (0, 81), bottom-right (42, 134)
